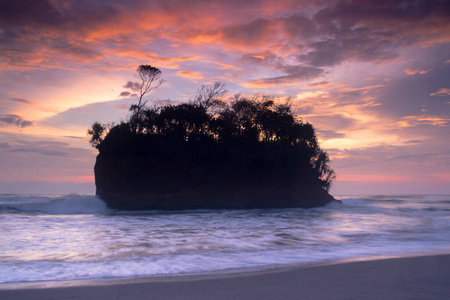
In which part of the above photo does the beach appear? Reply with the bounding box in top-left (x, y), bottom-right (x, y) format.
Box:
top-left (1, 254), bottom-right (449, 299)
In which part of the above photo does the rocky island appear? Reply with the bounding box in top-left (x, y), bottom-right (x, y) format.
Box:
top-left (89, 65), bottom-right (337, 210)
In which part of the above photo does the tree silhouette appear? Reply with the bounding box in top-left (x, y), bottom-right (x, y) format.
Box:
top-left (94, 88), bottom-right (335, 190)
top-left (193, 82), bottom-right (227, 112)
top-left (128, 65), bottom-right (166, 134)
top-left (87, 122), bottom-right (106, 148)
top-left (90, 68), bottom-right (336, 210)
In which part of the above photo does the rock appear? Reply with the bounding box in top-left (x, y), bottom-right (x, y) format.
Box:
top-left (94, 151), bottom-right (338, 210)
top-left (91, 96), bottom-right (339, 210)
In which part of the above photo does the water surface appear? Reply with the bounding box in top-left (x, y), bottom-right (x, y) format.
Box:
top-left (0, 194), bottom-right (449, 284)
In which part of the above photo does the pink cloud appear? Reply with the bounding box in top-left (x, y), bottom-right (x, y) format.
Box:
top-left (307, 81), bottom-right (329, 88)
top-left (2, 0), bottom-right (449, 76)
top-left (430, 88), bottom-right (450, 97)
top-left (338, 174), bottom-right (421, 183)
top-left (404, 68), bottom-right (434, 75)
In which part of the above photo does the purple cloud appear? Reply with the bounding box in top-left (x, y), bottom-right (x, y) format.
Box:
top-left (0, 114), bottom-right (33, 127)
top-left (119, 91), bottom-right (132, 97)
top-left (123, 81), bottom-right (141, 91)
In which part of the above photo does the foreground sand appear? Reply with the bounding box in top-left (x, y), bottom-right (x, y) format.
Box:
top-left (1, 254), bottom-right (449, 299)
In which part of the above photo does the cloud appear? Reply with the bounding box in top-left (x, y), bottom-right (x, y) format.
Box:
top-left (369, 59), bottom-right (450, 123)
top-left (63, 136), bottom-right (85, 140)
top-left (241, 65), bottom-right (324, 88)
top-left (404, 140), bottom-right (423, 144)
top-left (221, 18), bottom-right (276, 50)
top-left (0, 132), bottom-right (96, 185)
top-left (176, 70), bottom-right (205, 79)
top-left (223, 1), bottom-right (450, 85)
top-left (0, 0), bottom-right (112, 70)
top-left (123, 81), bottom-right (141, 91)
top-left (110, 48), bottom-right (200, 70)
top-left (404, 68), bottom-right (434, 75)
top-left (316, 130), bottom-right (346, 140)
top-left (337, 174), bottom-right (420, 183)
top-left (10, 148), bottom-right (68, 156)
top-left (0, 0), bottom-right (192, 70)
top-left (1, 0), bottom-right (449, 78)
top-left (214, 61), bottom-right (241, 70)
top-left (1, 0), bottom-right (449, 195)
top-left (0, 0), bottom-right (120, 33)
top-left (0, 114), bottom-right (33, 127)
top-left (42, 98), bottom-right (135, 128)
top-left (50, 38), bottom-right (105, 61)
top-left (119, 91), bottom-right (132, 97)
top-left (329, 144), bottom-right (450, 170)
top-left (0, 132), bottom-right (90, 159)
top-left (0, 98), bottom-right (34, 105)
top-left (396, 115), bottom-right (449, 128)
top-left (296, 37), bottom-right (393, 68)
top-left (430, 88), bottom-right (450, 97)
top-left (307, 81), bottom-right (329, 88)
top-left (304, 114), bottom-right (356, 131)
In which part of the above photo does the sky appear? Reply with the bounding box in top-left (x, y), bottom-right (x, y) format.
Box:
top-left (0, 0), bottom-right (449, 195)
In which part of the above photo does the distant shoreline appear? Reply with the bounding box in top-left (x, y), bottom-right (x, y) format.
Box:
top-left (2, 254), bottom-right (449, 299)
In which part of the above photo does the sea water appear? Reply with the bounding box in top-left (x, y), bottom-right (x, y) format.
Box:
top-left (0, 194), bottom-right (449, 285)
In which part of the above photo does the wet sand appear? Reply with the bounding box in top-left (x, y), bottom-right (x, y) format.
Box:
top-left (1, 254), bottom-right (449, 299)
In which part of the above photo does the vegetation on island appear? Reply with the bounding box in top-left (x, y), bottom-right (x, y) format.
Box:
top-left (89, 65), bottom-right (335, 209)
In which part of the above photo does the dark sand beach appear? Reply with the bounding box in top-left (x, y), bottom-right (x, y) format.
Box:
top-left (1, 254), bottom-right (449, 299)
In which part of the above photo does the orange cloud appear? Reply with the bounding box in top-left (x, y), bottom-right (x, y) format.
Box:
top-left (176, 70), bottom-right (205, 79)
top-left (338, 174), bottom-right (421, 183)
top-left (307, 81), bottom-right (329, 88)
top-left (240, 79), bottom-right (294, 89)
top-left (3, 0), bottom-right (449, 78)
top-left (404, 68), bottom-right (434, 75)
top-left (112, 48), bottom-right (200, 69)
top-left (214, 62), bottom-right (242, 70)
top-left (397, 116), bottom-right (450, 127)
top-left (336, 85), bottom-right (385, 93)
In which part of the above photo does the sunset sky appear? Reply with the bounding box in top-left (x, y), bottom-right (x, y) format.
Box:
top-left (0, 0), bottom-right (449, 195)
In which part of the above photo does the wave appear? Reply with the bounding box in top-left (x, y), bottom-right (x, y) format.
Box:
top-left (0, 194), bottom-right (109, 215)
top-left (337, 197), bottom-right (370, 205)
top-left (1, 193), bottom-right (448, 215)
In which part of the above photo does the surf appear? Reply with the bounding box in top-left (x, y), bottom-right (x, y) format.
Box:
top-left (0, 194), bottom-right (109, 215)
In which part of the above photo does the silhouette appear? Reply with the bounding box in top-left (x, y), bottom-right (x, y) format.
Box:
top-left (89, 65), bottom-right (337, 210)
top-left (87, 121), bottom-right (106, 148)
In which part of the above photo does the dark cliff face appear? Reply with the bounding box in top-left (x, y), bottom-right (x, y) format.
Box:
top-left (94, 150), bottom-right (336, 210)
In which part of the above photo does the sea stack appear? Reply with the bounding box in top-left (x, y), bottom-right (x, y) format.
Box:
top-left (94, 144), bottom-right (337, 210)
top-left (91, 92), bottom-right (337, 210)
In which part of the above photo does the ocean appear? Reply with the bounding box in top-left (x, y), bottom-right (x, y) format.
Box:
top-left (0, 194), bottom-right (449, 286)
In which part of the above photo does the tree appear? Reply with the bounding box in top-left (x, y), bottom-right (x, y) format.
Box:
top-left (193, 82), bottom-right (227, 113)
top-left (89, 76), bottom-right (335, 191)
top-left (312, 150), bottom-right (336, 191)
top-left (87, 122), bottom-right (107, 148)
top-left (128, 65), bottom-right (166, 133)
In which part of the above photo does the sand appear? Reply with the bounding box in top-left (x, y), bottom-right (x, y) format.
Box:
top-left (1, 254), bottom-right (449, 299)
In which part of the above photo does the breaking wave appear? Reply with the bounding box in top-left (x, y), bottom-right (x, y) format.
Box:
top-left (0, 194), bottom-right (109, 215)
